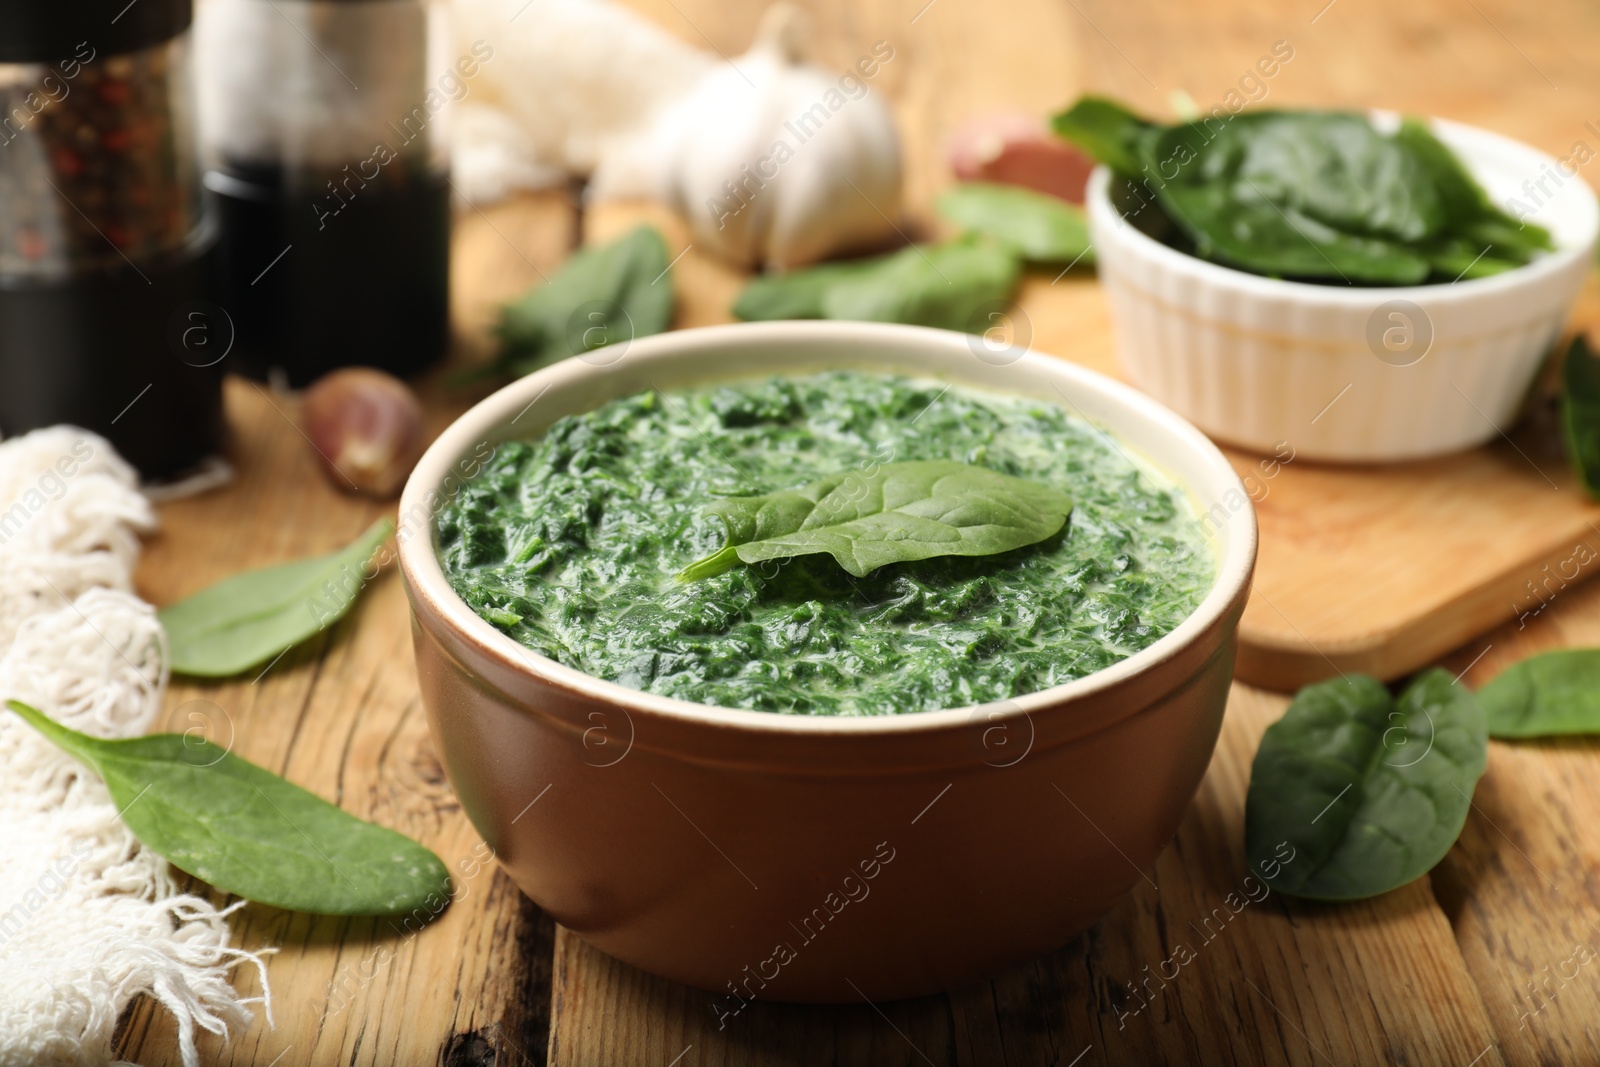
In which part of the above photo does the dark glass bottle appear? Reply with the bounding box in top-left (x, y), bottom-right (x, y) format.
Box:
top-left (197, 0), bottom-right (450, 387)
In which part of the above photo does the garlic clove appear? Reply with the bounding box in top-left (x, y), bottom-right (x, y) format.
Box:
top-left (301, 368), bottom-right (426, 499)
top-left (946, 112), bottom-right (1095, 205)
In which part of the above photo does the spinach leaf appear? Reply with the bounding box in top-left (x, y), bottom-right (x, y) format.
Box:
top-left (1561, 336), bottom-right (1600, 499)
top-left (731, 238), bottom-right (1022, 334)
top-left (1158, 182), bottom-right (1433, 284)
top-left (680, 460), bottom-right (1072, 580)
top-left (8, 700), bottom-right (451, 916)
top-left (1419, 236), bottom-right (1522, 280)
top-left (160, 518), bottom-right (392, 678)
top-left (1395, 119), bottom-right (1552, 255)
top-left (1050, 96), bottom-right (1150, 176)
top-left (1394, 118), bottom-right (1493, 229)
top-left (491, 225), bottom-right (673, 377)
top-left (935, 182), bottom-right (1094, 264)
top-left (1459, 215), bottom-right (1554, 257)
top-left (1206, 113), bottom-right (1443, 242)
top-left (1141, 113), bottom-right (1439, 283)
top-left (1478, 649), bottom-right (1600, 737)
top-left (1245, 669), bottom-right (1487, 901)
top-left (733, 258), bottom-right (880, 320)
top-left (1053, 96), bottom-right (1551, 285)
top-left (820, 238), bottom-right (1022, 333)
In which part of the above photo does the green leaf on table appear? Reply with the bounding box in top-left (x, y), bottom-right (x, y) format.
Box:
top-left (1478, 649), bottom-right (1600, 738)
top-left (679, 460), bottom-right (1072, 581)
top-left (1244, 669), bottom-right (1488, 901)
top-left (8, 700), bottom-right (451, 916)
top-left (732, 238), bottom-right (1022, 334)
top-left (159, 518), bottom-right (392, 678)
top-left (935, 182), bottom-right (1094, 265)
top-left (821, 238), bottom-right (1022, 332)
top-left (1562, 336), bottom-right (1600, 499)
top-left (733, 257), bottom-right (880, 320)
top-left (1051, 95), bottom-right (1151, 176)
top-left (487, 224), bottom-right (674, 378)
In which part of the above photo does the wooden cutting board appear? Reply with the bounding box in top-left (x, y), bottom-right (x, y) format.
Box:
top-left (1227, 412), bottom-right (1600, 692)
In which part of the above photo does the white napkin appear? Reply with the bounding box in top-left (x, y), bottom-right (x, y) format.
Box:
top-left (0, 427), bottom-right (269, 1067)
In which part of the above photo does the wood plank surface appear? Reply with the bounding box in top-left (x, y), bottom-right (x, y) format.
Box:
top-left (1436, 588), bottom-right (1600, 1067)
top-left (110, 0), bottom-right (1600, 1063)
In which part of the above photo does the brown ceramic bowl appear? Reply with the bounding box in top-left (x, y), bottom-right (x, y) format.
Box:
top-left (398, 321), bottom-right (1256, 1004)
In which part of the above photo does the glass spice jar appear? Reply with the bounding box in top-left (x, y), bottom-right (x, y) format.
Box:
top-left (0, 0), bottom-right (226, 480)
top-left (197, 0), bottom-right (451, 387)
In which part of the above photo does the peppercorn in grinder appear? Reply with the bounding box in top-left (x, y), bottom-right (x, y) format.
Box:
top-left (0, 0), bottom-right (226, 479)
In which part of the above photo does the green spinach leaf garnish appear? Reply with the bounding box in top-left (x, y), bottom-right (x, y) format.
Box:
top-left (733, 237), bottom-right (1021, 332)
top-left (935, 182), bottom-right (1094, 265)
top-left (8, 700), bottom-right (451, 916)
top-left (1054, 96), bottom-right (1553, 285)
top-left (160, 518), bottom-right (392, 678)
top-left (1245, 669), bottom-right (1487, 900)
top-left (1478, 648), bottom-right (1600, 738)
top-left (1561, 336), bottom-right (1600, 499)
top-left (486, 224), bottom-right (674, 378)
top-left (680, 459), bottom-right (1072, 580)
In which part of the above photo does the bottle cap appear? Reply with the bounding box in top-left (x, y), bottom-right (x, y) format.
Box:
top-left (0, 0), bottom-right (192, 63)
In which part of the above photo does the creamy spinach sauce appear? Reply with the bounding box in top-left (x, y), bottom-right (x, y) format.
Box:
top-left (436, 372), bottom-right (1213, 716)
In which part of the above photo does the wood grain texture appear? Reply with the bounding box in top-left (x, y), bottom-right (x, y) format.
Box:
top-left (1433, 583), bottom-right (1600, 1067)
top-left (109, 0), bottom-right (1600, 1063)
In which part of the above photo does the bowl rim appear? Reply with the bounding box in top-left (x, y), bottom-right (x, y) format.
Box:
top-left (397, 321), bottom-right (1257, 736)
top-left (1085, 112), bottom-right (1600, 304)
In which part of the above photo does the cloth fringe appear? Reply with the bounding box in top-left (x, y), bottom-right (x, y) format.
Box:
top-left (0, 427), bottom-right (271, 1067)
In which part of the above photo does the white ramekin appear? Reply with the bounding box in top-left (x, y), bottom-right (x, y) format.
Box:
top-left (1088, 115), bottom-right (1599, 462)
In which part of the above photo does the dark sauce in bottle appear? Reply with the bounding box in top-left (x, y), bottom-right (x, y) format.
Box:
top-left (208, 156), bottom-right (449, 387)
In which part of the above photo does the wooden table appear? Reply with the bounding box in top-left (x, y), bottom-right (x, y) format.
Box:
top-left (114, 0), bottom-right (1600, 1063)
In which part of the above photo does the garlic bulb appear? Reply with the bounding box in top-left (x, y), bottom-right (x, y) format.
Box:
top-left (595, 5), bottom-right (904, 269)
top-left (451, 0), bottom-right (905, 270)
top-left (450, 0), bottom-right (713, 190)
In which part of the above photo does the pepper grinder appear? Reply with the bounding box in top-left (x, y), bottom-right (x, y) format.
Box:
top-left (0, 0), bottom-right (225, 479)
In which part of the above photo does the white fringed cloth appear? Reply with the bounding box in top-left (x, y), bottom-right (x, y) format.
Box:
top-left (0, 428), bottom-right (269, 1067)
